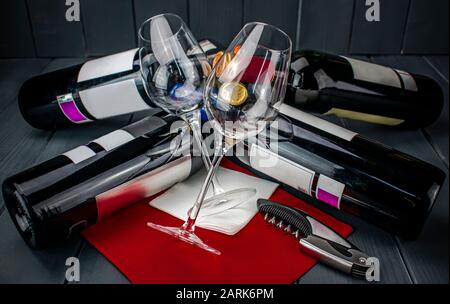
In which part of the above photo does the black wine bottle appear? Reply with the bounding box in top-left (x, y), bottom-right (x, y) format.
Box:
top-left (285, 50), bottom-right (444, 128)
top-left (3, 115), bottom-right (202, 249)
top-left (234, 103), bottom-right (446, 240)
top-left (18, 39), bottom-right (221, 130)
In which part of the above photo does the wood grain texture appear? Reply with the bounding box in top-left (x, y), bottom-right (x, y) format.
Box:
top-left (81, 0), bottom-right (136, 56)
top-left (0, 59), bottom-right (49, 113)
top-left (297, 0), bottom-right (354, 53)
top-left (0, 211), bottom-right (83, 283)
top-left (27, 0), bottom-right (85, 57)
top-left (0, 59), bottom-right (51, 212)
top-left (349, 55), bottom-right (449, 283)
top-left (426, 56), bottom-right (449, 82)
top-left (350, 0), bottom-right (410, 54)
top-left (133, 0), bottom-right (188, 33)
top-left (190, 0), bottom-right (242, 46)
top-left (72, 242), bottom-right (130, 284)
top-left (0, 0), bottom-right (36, 58)
top-left (244, 0), bottom-right (298, 48)
top-left (402, 0), bottom-right (449, 54)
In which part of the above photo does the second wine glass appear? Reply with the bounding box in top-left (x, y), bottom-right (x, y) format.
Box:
top-left (138, 14), bottom-right (257, 248)
top-left (146, 21), bottom-right (292, 254)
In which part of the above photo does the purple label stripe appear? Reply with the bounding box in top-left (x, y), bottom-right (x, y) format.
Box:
top-left (58, 96), bottom-right (91, 124)
top-left (317, 188), bottom-right (340, 209)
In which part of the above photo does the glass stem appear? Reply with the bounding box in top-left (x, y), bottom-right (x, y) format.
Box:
top-left (183, 146), bottom-right (227, 232)
top-left (183, 110), bottom-right (225, 194)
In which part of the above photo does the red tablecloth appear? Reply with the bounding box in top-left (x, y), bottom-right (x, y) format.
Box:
top-left (82, 159), bottom-right (353, 284)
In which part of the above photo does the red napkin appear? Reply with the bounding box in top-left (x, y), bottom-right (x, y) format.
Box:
top-left (82, 159), bottom-right (353, 284)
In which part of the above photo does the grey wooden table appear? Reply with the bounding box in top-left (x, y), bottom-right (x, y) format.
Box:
top-left (0, 56), bottom-right (448, 284)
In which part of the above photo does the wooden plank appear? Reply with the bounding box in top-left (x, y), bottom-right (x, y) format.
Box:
top-left (0, 0), bottom-right (36, 57)
top-left (297, 0), bottom-right (354, 53)
top-left (348, 55), bottom-right (449, 283)
top-left (0, 211), bottom-right (83, 283)
top-left (73, 243), bottom-right (130, 284)
top-left (27, 0), bottom-right (85, 57)
top-left (426, 56), bottom-right (449, 82)
top-left (403, 0), bottom-right (449, 54)
top-left (0, 59), bottom-right (52, 212)
top-left (244, 0), bottom-right (298, 48)
top-left (190, 0), bottom-right (242, 46)
top-left (134, 0), bottom-right (188, 34)
top-left (80, 0), bottom-right (136, 56)
top-left (349, 0), bottom-right (410, 54)
top-left (0, 59), bottom-right (49, 113)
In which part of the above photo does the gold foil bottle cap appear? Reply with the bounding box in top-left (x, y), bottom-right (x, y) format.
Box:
top-left (219, 82), bottom-right (248, 106)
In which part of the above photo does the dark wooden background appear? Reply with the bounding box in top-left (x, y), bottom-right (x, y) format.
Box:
top-left (1, 0), bottom-right (448, 58)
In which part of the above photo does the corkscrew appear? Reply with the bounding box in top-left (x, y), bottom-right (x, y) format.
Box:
top-left (257, 199), bottom-right (375, 280)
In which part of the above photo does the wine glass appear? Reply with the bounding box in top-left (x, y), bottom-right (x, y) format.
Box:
top-left (138, 14), bottom-right (256, 212)
top-left (147, 21), bottom-right (292, 254)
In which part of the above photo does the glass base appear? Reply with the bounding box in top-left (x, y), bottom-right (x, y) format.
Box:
top-left (147, 222), bottom-right (221, 255)
top-left (196, 188), bottom-right (257, 217)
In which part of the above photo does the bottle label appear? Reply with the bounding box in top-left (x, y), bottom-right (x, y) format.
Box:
top-left (93, 130), bottom-right (135, 152)
top-left (275, 103), bottom-right (358, 141)
top-left (249, 144), bottom-right (315, 195)
top-left (95, 155), bottom-right (192, 221)
top-left (291, 57), bottom-right (309, 72)
top-left (57, 94), bottom-right (92, 124)
top-left (315, 175), bottom-right (345, 209)
top-left (199, 40), bottom-right (217, 53)
top-left (77, 48), bottom-right (139, 82)
top-left (63, 146), bottom-right (96, 164)
top-left (342, 56), bottom-right (402, 89)
top-left (78, 79), bottom-right (151, 119)
top-left (63, 130), bottom-right (136, 163)
top-left (395, 69), bottom-right (418, 92)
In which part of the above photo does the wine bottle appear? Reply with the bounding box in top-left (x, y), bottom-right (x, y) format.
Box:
top-left (285, 50), bottom-right (444, 128)
top-left (2, 115), bottom-right (202, 249)
top-left (234, 103), bottom-right (446, 240)
top-left (18, 39), bottom-right (221, 130)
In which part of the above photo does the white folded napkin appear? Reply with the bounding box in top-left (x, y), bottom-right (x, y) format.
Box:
top-left (149, 166), bottom-right (279, 235)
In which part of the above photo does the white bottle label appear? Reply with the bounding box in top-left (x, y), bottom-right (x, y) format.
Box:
top-left (276, 103), bottom-right (358, 141)
top-left (93, 130), bottom-right (135, 152)
top-left (249, 144), bottom-right (315, 195)
top-left (342, 56), bottom-right (402, 89)
top-left (291, 57), bottom-right (309, 72)
top-left (78, 48), bottom-right (139, 82)
top-left (78, 79), bottom-right (150, 119)
top-left (315, 175), bottom-right (345, 209)
top-left (63, 146), bottom-right (96, 164)
top-left (395, 69), bottom-right (418, 92)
